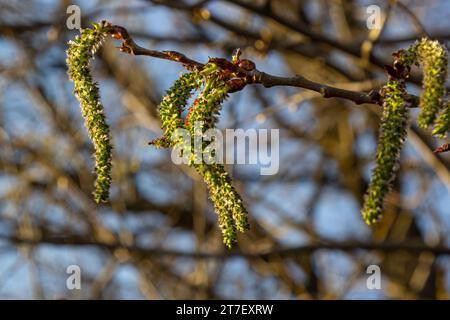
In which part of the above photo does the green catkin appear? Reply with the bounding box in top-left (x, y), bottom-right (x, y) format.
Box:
top-left (361, 79), bottom-right (409, 224)
top-left (359, 38), bottom-right (449, 223)
top-left (67, 21), bottom-right (112, 203)
top-left (156, 72), bottom-right (203, 147)
top-left (188, 64), bottom-right (249, 246)
top-left (415, 39), bottom-right (448, 129)
top-left (195, 164), bottom-right (238, 248)
top-left (154, 73), bottom-right (238, 247)
top-left (154, 63), bottom-right (249, 247)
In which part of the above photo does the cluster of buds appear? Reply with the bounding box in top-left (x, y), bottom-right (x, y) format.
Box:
top-left (206, 49), bottom-right (256, 93)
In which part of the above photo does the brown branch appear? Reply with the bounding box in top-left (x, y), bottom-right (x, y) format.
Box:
top-left (109, 25), bottom-right (204, 69)
top-left (4, 234), bottom-right (450, 259)
top-left (108, 24), bottom-right (422, 107)
top-left (250, 72), bottom-right (382, 104)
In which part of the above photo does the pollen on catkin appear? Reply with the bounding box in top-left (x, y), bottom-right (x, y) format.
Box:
top-left (361, 79), bottom-right (409, 224)
top-left (67, 21), bottom-right (113, 203)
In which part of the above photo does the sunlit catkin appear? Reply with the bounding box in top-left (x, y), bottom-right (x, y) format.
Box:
top-left (362, 79), bottom-right (409, 224)
top-left (416, 39), bottom-right (448, 129)
top-left (67, 21), bottom-right (112, 203)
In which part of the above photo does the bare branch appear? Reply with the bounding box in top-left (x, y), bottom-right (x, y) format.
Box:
top-left (109, 24), bottom-right (422, 106)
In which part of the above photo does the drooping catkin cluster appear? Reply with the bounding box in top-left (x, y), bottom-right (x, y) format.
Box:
top-left (362, 79), bottom-right (409, 224)
top-left (67, 21), bottom-right (113, 203)
top-left (362, 38), bottom-right (449, 224)
top-left (152, 63), bottom-right (249, 247)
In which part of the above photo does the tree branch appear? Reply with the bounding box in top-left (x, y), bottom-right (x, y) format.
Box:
top-left (109, 24), bottom-right (420, 106)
